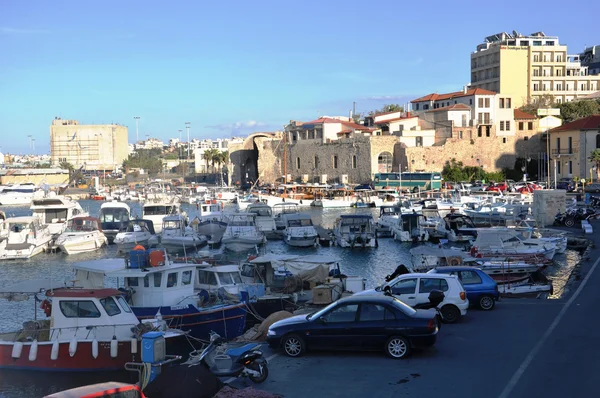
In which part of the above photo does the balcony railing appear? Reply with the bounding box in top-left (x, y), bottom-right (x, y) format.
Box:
top-left (552, 148), bottom-right (574, 155)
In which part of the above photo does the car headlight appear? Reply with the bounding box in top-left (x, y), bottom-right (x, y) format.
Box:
top-left (267, 329), bottom-right (276, 336)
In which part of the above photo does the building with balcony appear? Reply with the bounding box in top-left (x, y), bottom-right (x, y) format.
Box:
top-left (470, 31), bottom-right (600, 107)
top-left (548, 115), bottom-right (600, 180)
top-left (581, 45), bottom-right (600, 76)
top-left (50, 118), bottom-right (128, 172)
top-left (285, 117), bottom-right (377, 143)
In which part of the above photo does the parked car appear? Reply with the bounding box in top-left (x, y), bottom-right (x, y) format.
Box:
top-left (556, 181), bottom-right (575, 191)
top-left (485, 182), bottom-right (509, 192)
top-left (427, 267), bottom-right (499, 310)
top-left (585, 183), bottom-right (600, 193)
top-left (354, 273), bottom-right (469, 323)
top-left (517, 182), bottom-right (543, 193)
top-left (267, 295), bottom-right (439, 359)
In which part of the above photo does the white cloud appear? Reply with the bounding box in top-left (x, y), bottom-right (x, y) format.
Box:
top-left (1, 27), bottom-right (50, 35)
top-left (206, 120), bottom-right (269, 131)
top-left (362, 95), bottom-right (411, 101)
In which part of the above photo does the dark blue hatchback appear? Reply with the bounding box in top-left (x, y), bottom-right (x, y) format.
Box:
top-left (428, 267), bottom-right (499, 310)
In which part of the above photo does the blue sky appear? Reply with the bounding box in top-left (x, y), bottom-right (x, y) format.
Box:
top-left (1, 1), bottom-right (598, 154)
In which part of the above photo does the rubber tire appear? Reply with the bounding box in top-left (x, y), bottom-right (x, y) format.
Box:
top-left (248, 362), bottom-right (269, 383)
top-left (564, 218), bottom-right (575, 228)
top-left (478, 295), bottom-right (495, 311)
top-left (440, 305), bottom-right (461, 324)
top-left (385, 335), bottom-right (411, 359)
top-left (282, 334), bottom-right (306, 357)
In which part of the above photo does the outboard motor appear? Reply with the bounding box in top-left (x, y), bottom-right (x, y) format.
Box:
top-left (385, 264), bottom-right (410, 282)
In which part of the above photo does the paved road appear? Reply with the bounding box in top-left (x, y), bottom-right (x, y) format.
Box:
top-left (226, 223), bottom-right (598, 398)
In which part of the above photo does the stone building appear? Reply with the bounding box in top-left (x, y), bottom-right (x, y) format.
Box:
top-left (50, 118), bottom-right (128, 172)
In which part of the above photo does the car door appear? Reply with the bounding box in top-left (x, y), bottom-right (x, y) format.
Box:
top-left (416, 277), bottom-right (449, 306)
top-left (389, 278), bottom-right (418, 306)
top-left (308, 303), bottom-right (359, 350)
top-left (355, 303), bottom-right (399, 349)
top-left (459, 270), bottom-right (484, 299)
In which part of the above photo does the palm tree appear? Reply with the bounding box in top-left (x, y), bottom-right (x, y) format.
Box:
top-left (215, 151), bottom-right (229, 171)
top-left (203, 149), bottom-right (212, 173)
top-left (209, 148), bottom-right (220, 172)
top-left (590, 149), bottom-right (600, 182)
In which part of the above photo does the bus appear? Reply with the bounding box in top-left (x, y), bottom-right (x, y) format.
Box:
top-left (373, 172), bottom-right (442, 192)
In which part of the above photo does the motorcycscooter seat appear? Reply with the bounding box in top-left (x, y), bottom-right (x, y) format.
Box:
top-left (226, 343), bottom-right (259, 357)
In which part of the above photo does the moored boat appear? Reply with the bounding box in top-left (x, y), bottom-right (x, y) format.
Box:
top-left (55, 217), bottom-right (108, 255)
top-left (0, 217), bottom-right (53, 260)
top-left (332, 214), bottom-right (378, 248)
top-left (113, 219), bottom-right (159, 253)
top-left (99, 201), bottom-right (131, 244)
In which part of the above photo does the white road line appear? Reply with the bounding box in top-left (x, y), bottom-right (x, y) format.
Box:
top-left (498, 253), bottom-right (600, 398)
top-left (223, 352), bottom-right (279, 384)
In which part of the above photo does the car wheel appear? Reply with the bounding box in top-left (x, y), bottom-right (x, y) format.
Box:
top-left (440, 305), bottom-right (461, 323)
top-left (385, 336), bottom-right (411, 359)
top-left (564, 218), bottom-right (575, 228)
top-left (282, 334), bottom-right (305, 357)
top-left (478, 295), bottom-right (495, 311)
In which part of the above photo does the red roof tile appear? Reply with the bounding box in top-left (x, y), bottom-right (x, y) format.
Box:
top-left (425, 104), bottom-right (472, 113)
top-left (514, 109), bottom-right (537, 119)
top-left (549, 115), bottom-right (600, 132)
top-left (411, 88), bottom-right (497, 103)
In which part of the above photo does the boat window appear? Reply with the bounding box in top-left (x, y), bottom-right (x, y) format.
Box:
top-left (44, 209), bottom-right (68, 223)
top-left (390, 278), bottom-right (417, 295)
top-left (153, 273), bottom-right (162, 287)
top-left (116, 296), bottom-right (132, 313)
top-left (143, 275), bottom-right (150, 288)
top-left (100, 297), bottom-right (122, 316)
top-left (197, 270), bottom-right (218, 286)
top-left (59, 300), bottom-right (101, 318)
top-left (240, 264), bottom-right (255, 278)
top-left (419, 277), bottom-right (449, 293)
top-left (219, 272), bottom-right (242, 285)
top-left (163, 220), bottom-right (181, 230)
top-left (459, 270), bottom-right (482, 285)
top-left (167, 272), bottom-right (178, 288)
top-left (126, 277), bottom-right (139, 287)
top-left (182, 270), bottom-right (192, 285)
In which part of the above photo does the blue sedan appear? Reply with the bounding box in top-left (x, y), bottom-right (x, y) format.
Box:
top-left (266, 295), bottom-right (439, 359)
top-left (428, 267), bottom-right (499, 310)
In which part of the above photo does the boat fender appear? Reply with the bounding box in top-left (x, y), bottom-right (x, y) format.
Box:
top-left (11, 342), bottom-right (23, 359)
top-left (40, 299), bottom-right (52, 317)
top-left (51, 340), bottom-right (59, 360)
top-left (69, 337), bottom-right (78, 357)
top-left (131, 338), bottom-right (138, 354)
top-left (133, 245), bottom-right (145, 251)
top-left (110, 336), bottom-right (118, 358)
top-left (28, 339), bottom-right (38, 361)
top-left (470, 246), bottom-right (478, 256)
top-left (92, 338), bottom-right (99, 359)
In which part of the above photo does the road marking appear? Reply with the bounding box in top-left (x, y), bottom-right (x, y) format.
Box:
top-left (498, 252), bottom-right (600, 398)
top-left (223, 352), bottom-right (279, 384)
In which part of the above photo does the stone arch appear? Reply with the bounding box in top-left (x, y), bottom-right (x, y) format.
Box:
top-left (377, 151), bottom-right (393, 173)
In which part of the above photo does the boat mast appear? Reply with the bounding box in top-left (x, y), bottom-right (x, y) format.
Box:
top-left (283, 126), bottom-right (287, 184)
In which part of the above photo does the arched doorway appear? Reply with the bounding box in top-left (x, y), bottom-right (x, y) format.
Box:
top-left (378, 152), bottom-right (393, 173)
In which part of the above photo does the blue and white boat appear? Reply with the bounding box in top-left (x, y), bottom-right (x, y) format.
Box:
top-left (72, 252), bottom-right (247, 341)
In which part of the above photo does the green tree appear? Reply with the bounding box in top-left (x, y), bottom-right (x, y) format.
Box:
top-left (368, 104), bottom-right (404, 116)
top-left (441, 159), bottom-right (467, 182)
top-left (589, 149), bottom-right (600, 182)
top-left (558, 100), bottom-right (600, 123)
top-left (203, 149), bottom-right (212, 173)
top-left (519, 94), bottom-right (556, 116)
top-left (215, 151), bottom-right (229, 171)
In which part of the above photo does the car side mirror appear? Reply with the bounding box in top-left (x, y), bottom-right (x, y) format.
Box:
top-left (318, 316), bottom-right (327, 324)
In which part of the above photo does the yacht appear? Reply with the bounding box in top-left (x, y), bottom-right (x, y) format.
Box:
top-left (98, 202), bottom-right (131, 243)
top-left (141, 195), bottom-right (180, 234)
top-left (273, 203), bottom-right (300, 230)
top-left (113, 219), bottom-right (159, 253)
top-left (221, 213), bottom-right (266, 252)
top-left (30, 194), bottom-right (88, 236)
top-left (0, 183), bottom-right (44, 206)
top-left (332, 214), bottom-right (378, 248)
top-left (470, 228), bottom-right (556, 260)
top-left (161, 214), bottom-right (207, 252)
top-left (246, 202), bottom-right (278, 239)
top-left (282, 213), bottom-right (319, 247)
top-left (390, 213), bottom-right (430, 242)
top-left (0, 216), bottom-right (53, 259)
top-left (55, 216), bottom-right (108, 255)
top-left (375, 205), bottom-right (402, 237)
top-left (192, 201), bottom-right (228, 244)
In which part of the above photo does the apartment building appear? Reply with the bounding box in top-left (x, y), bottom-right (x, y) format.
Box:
top-left (470, 31), bottom-right (600, 107)
top-left (581, 45), bottom-right (600, 76)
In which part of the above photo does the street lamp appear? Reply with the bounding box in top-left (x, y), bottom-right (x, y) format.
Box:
top-left (133, 117), bottom-right (140, 143)
top-left (178, 130), bottom-right (183, 159)
top-left (185, 122), bottom-right (191, 161)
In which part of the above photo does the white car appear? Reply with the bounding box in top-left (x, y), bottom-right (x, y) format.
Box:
top-left (354, 273), bottom-right (469, 323)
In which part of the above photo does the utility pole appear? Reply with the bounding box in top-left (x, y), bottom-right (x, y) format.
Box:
top-left (134, 116), bottom-right (140, 143)
top-left (283, 126), bottom-right (288, 184)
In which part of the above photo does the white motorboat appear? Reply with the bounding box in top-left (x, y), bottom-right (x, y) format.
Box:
top-left (99, 202), bottom-right (130, 244)
top-left (0, 216), bottom-right (53, 260)
top-left (246, 203), bottom-right (278, 239)
top-left (273, 203), bottom-right (300, 230)
top-left (376, 205), bottom-right (402, 237)
top-left (30, 194), bottom-right (89, 236)
top-left (221, 213), bottom-right (266, 252)
top-left (332, 214), bottom-right (378, 248)
top-left (282, 213), bottom-right (319, 247)
top-left (142, 195), bottom-right (180, 234)
top-left (113, 219), bottom-right (159, 253)
top-left (0, 183), bottom-right (44, 206)
top-left (55, 217), bottom-right (108, 255)
top-left (161, 214), bottom-right (207, 252)
top-left (470, 229), bottom-right (556, 260)
top-left (192, 201), bottom-right (227, 244)
top-left (0, 211), bottom-right (6, 242)
top-left (390, 213), bottom-right (429, 242)
top-left (441, 213), bottom-right (478, 242)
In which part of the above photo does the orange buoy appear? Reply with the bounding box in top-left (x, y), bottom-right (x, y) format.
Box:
top-left (133, 245), bottom-right (145, 251)
top-left (148, 249), bottom-right (165, 267)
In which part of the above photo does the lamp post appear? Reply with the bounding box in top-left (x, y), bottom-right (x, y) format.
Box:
top-left (133, 117), bottom-right (140, 143)
top-left (178, 130), bottom-right (183, 159)
top-left (185, 122), bottom-right (191, 161)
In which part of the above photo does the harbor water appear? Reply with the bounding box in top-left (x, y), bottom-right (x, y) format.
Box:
top-left (0, 200), bottom-right (582, 397)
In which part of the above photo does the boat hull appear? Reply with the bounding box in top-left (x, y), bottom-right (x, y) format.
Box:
top-left (161, 237), bottom-right (207, 251)
top-left (334, 233), bottom-right (378, 248)
top-left (196, 221), bottom-right (227, 242)
top-left (0, 242), bottom-right (49, 260)
top-left (284, 235), bottom-right (318, 247)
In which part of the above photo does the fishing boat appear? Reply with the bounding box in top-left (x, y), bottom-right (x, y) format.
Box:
top-left (246, 203), bottom-right (278, 239)
top-left (282, 213), bottom-right (319, 247)
top-left (30, 194), bottom-right (89, 236)
top-left (0, 217), bottom-right (54, 260)
top-left (0, 285), bottom-right (181, 371)
top-left (332, 215), bottom-right (378, 248)
top-left (160, 214), bottom-right (207, 252)
top-left (113, 219), bottom-right (159, 253)
top-left (221, 213), bottom-right (266, 252)
top-left (99, 202), bottom-right (131, 244)
top-left (191, 201), bottom-right (227, 244)
top-left (73, 254), bottom-right (247, 342)
top-left (55, 217), bottom-right (108, 255)
top-left (390, 213), bottom-right (430, 242)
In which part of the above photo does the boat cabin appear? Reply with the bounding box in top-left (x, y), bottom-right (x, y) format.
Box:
top-left (123, 219), bottom-right (156, 235)
top-left (196, 264), bottom-right (248, 296)
top-left (282, 213), bottom-right (313, 227)
top-left (379, 206), bottom-right (401, 217)
top-left (30, 196), bottom-right (86, 234)
top-left (198, 202), bottom-right (222, 217)
top-left (162, 215), bottom-right (188, 231)
top-left (64, 217), bottom-right (102, 232)
top-left (337, 215), bottom-right (374, 232)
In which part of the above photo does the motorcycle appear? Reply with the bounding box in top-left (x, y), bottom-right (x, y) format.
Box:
top-left (186, 331), bottom-right (268, 383)
top-left (555, 207), bottom-right (599, 227)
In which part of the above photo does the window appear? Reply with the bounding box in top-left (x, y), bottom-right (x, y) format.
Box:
top-left (423, 104), bottom-right (429, 110)
top-left (500, 121), bottom-right (505, 131)
top-left (182, 270), bottom-right (192, 285)
top-left (100, 297), bottom-right (121, 316)
top-left (352, 155), bottom-right (357, 169)
top-left (391, 278), bottom-right (417, 295)
top-left (415, 136), bottom-right (423, 147)
top-left (116, 296), bottom-right (132, 313)
top-left (506, 121), bottom-right (511, 131)
top-left (459, 131), bottom-right (463, 139)
top-left (459, 271), bottom-right (482, 285)
top-left (296, 157), bottom-right (301, 169)
top-left (524, 136), bottom-right (529, 141)
top-left (486, 127), bottom-right (491, 137)
top-left (197, 270), bottom-right (218, 286)
top-left (415, 103), bottom-right (419, 110)
top-left (323, 304), bottom-right (358, 323)
top-left (153, 273), bottom-right (162, 287)
top-left (499, 98), bottom-right (505, 108)
top-left (569, 161), bottom-right (573, 174)
top-left (358, 303), bottom-right (386, 321)
top-left (519, 122), bottom-right (524, 131)
top-left (557, 137), bottom-right (561, 151)
top-left (314, 156), bottom-right (319, 168)
top-left (568, 137), bottom-right (572, 153)
top-left (596, 134), bottom-right (600, 149)
top-left (502, 137), bottom-right (507, 143)
top-left (478, 98), bottom-right (483, 107)
top-left (126, 277), bottom-right (139, 287)
top-left (478, 127), bottom-right (482, 137)
top-left (167, 272), bottom-right (178, 288)
top-left (143, 275), bottom-right (150, 288)
top-left (528, 122), bottom-right (533, 130)
top-left (469, 99), bottom-right (473, 105)
top-left (484, 98), bottom-right (490, 108)
top-left (59, 300), bottom-right (101, 318)
top-left (533, 84), bottom-right (539, 91)
top-left (506, 98), bottom-right (511, 108)
top-left (419, 278), bottom-right (449, 293)
top-left (377, 152), bottom-right (393, 173)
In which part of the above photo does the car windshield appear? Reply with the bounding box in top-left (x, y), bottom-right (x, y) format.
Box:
top-left (306, 301), bottom-right (339, 321)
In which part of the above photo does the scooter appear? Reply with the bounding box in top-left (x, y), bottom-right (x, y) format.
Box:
top-left (186, 331), bottom-right (269, 383)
